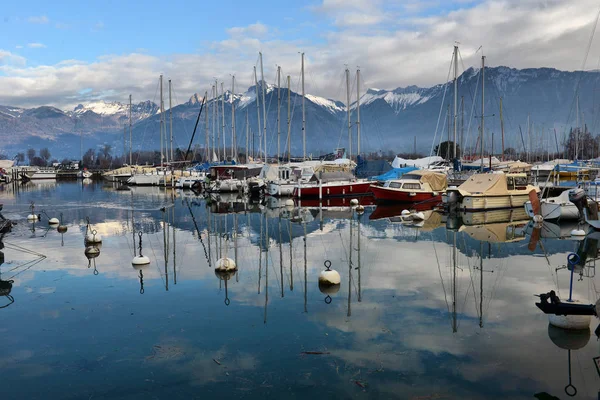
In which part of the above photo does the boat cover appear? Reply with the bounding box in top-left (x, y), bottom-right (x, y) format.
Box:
top-left (371, 166), bottom-right (418, 182)
top-left (456, 173), bottom-right (508, 196)
top-left (409, 170), bottom-right (448, 191)
top-left (391, 156), bottom-right (442, 169)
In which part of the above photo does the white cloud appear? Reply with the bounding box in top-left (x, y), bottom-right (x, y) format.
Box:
top-left (27, 43), bottom-right (46, 49)
top-left (0, 50), bottom-right (26, 67)
top-left (226, 22), bottom-right (268, 38)
top-left (1, 1), bottom-right (600, 109)
top-left (15, 45), bottom-right (23, 49)
top-left (92, 21), bottom-right (104, 32)
top-left (27, 15), bottom-right (49, 24)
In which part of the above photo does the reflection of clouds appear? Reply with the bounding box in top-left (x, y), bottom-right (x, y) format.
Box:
top-left (1, 184), bottom-right (599, 398)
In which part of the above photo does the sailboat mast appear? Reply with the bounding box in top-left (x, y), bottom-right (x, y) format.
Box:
top-left (452, 231), bottom-right (457, 333)
top-left (345, 68), bottom-right (352, 160)
top-left (246, 110), bottom-right (249, 161)
top-left (287, 75), bottom-right (291, 162)
top-left (453, 45), bottom-right (458, 159)
top-left (221, 82), bottom-right (226, 161)
top-left (480, 55), bottom-right (485, 171)
top-left (460, 96), bottom-right (464, 156)
top-left (216, 79), bottom-right (220, 162)
top-left (277, 66), bottom-right (281, 164)
top-left (204, 90), bottom-right (209, 162)
top-left (169, 79), bottom-right (173, 164)
top-left (232, 75), bottom-right (236, 161)
top-left (254, 67), bottom-right (262, 159)
top-left (356, 68), bottom-right (361, 157)
top-left (301, 52), bottom-right (306, 160)
top-left (260, 52), bottom-right (267, 162)
top-left (500, 97), bottom-right (505, 161)
top-left (576, 95), bottom-right (580, 160)
top-left (212, 84), bottom-right (217, 161)
top-left (129, 94), bottom-right (132, 165)
top-left (160, 75), bottom-right (164, 170)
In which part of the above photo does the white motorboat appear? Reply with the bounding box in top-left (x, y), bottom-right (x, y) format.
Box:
top-left (22, 168), bottom-right (57, 180)
top-left (524, 189), bottom-right (580, 220)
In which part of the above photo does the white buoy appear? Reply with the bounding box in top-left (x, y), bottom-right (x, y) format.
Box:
top-left (319, 269), bottom-right (341, 285)
top-left (57, 225), bottom-right (68, 233)
top-left (570, 229), bottom-right (586, 237)
top-left (548, 300), bottom-right (592, 330)
top-left (215, 257), bottom-right (237, 272)
top-left (350, 198), bottom-right (359, 206)
top-left (412, 212), bottom-right (425, 221)
top-left (85, 232), bottom-right (102, 244)
top-left (284, 199), bottom-right (295, 207)
top-left (548, 324), bottom-right (590, 350)
top-left (533, 214), bottom-right (543, 223)
top-left (132, 255), bottom-right (151, 267)
top-left (84, 246), bottom-right (100, 258)
top-left (401, 209), bottom-right (410, 216)
top-left (27, 214), bottom-right (38, 221)
top-left (355, 204), bottom-right (365, 213)
top-left (48, 217), bottom-right (59, 225)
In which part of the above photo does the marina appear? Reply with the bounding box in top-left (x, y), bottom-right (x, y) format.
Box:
top-left (0, 180), bottom-right (598, 399)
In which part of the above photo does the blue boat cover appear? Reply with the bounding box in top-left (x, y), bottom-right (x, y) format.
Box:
top-left (370, 166), bottom-right (418, 181)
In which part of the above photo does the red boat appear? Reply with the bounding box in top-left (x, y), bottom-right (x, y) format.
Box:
top-left (295, 195), bottom-right (376, 208)
top-left (293, 180), bottom-right (373, 198)
top-left (370, 170), bottom-right (447, 203)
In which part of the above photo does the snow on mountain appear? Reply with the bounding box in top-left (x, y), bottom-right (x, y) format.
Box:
top-left (358, 87), bottom-right (431, 113)
top-left (305, 94), bottom-right (345, 114)
top-left (72, 101), bottom-right (128, 116)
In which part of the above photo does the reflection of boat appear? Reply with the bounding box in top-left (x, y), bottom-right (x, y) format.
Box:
top-left (369, 202), bottom-right (438, 220)
top-left (207, 193), bottom-right (263, 214)
top-left (458, 221), bottom-right (528, 243)
top-left (457, 206), bottom-right (530, 226)
top-left (369, 170), bottom-right (447, 203)
top-left (296, 195), bottom-right (375, 208)
top-left (445, 173), bottom-right (539, 211)
top-left (524, 220), bottom-right (583, 239)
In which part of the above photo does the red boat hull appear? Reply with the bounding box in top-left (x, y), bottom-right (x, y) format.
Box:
top-left (370, 185), bottom-right (441, 203)
top-left (293, 181), bottom-right (372, 198)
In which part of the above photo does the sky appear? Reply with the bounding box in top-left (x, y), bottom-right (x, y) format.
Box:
top-left (0, 0), bottom-right (599, 109)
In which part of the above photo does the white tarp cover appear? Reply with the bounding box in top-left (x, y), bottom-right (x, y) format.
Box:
top-left (392, 156), bottom-right (443, 169)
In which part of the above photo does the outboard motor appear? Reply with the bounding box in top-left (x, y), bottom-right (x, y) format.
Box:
top-left (568, 188), bottom-right (587, 220)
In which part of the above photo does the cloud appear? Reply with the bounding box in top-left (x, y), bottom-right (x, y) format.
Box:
top-left (54, 22), bottom-right (69, 29)
top-left (15, 45), bottom-right (23, 49)
top-left (0, 50), bottom-right (26, 67)
top-left (2, 0), bottom-right (600, 109)
top-left (226, 22), bottom-right (268, 38)
top-left (27, 15), bottom-right (49, 24)
top-left (27, 43), bottom-right (46, 49)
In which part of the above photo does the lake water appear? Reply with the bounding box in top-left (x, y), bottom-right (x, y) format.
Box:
top-left (0, 180), bottom-right (598, 399)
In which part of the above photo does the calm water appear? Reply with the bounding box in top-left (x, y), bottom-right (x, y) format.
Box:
top-left (0, 180), bottom-right (598, 399)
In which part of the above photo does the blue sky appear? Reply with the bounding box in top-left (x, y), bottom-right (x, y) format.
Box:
top-left (0, 0), bottom-right (597, 108)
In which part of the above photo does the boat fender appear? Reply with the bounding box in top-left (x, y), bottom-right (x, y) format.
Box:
top-left (533, 214), bottom-right (544, 223)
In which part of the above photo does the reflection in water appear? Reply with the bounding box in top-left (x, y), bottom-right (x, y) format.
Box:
top-left (0, 181), bottom-right (598, 399)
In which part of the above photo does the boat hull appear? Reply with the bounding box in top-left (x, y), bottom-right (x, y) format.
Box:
top-left (293, 181), bottom-right (372, 198)
top-left (267, 182), bottom-right (296, 196)
top-left (524, 200), bottom-right (580, 220)
top-left (370, 185), bottom-right (441, 203)
top-left (460, 194), bottom-right (532, 211)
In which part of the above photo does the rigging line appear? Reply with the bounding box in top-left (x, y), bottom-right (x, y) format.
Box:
top-left (464, 68), bottom-right (481, 156)
top-left (3, 256), bottom-right (46, 274)
top-left (6, 257), bottom-right (46, 281)
top-left (432, 236), bottom-right (451, 315)
top-left (3, 242), bottom-right (46, 258)
top-left (560, 4), bottom-right (600, 144)
top-left (429, 51), bottom-right (454, 158)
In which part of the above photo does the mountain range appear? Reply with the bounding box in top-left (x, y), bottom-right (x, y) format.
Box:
top-left (1, 66), bottom-right (599, 160)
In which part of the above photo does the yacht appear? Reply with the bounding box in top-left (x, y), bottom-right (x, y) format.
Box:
top-left (370, 170), bottom-right (447, 203)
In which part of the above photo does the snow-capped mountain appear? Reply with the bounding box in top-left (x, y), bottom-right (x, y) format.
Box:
top-left (1, 66), bottom-right (600, 159)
